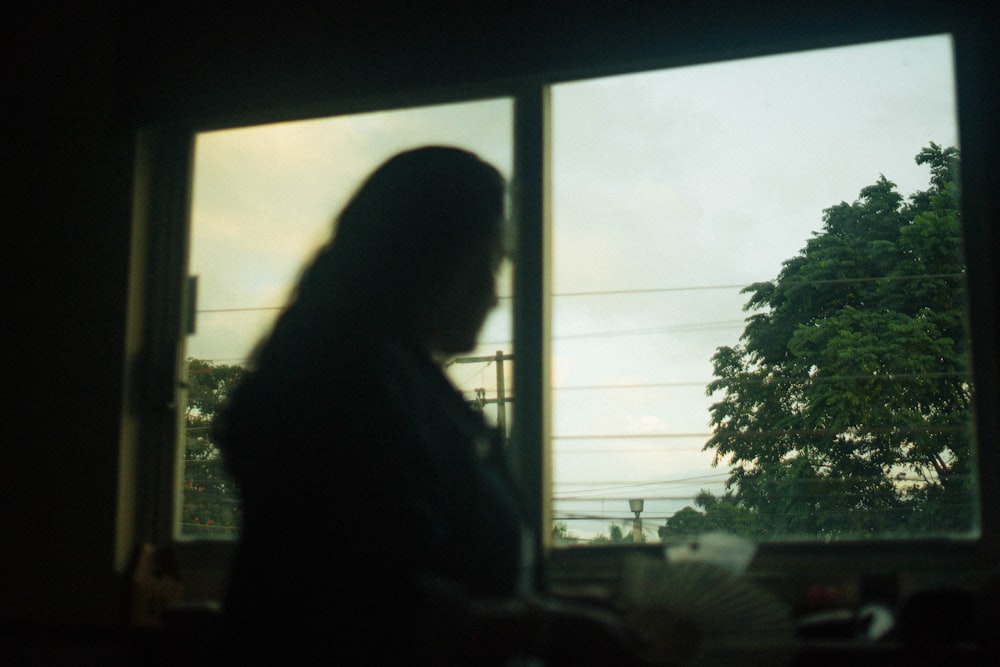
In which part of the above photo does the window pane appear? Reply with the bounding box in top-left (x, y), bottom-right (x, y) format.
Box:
top-left (550, 34), bottom-right (975, 544)
top-left (182, 99), bottom-right (513, 538)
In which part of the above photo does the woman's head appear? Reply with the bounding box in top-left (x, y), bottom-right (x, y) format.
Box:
top-left (220, 146), bottom-right (505, 482)
top-left (289, 146), bottom-right (507, 355)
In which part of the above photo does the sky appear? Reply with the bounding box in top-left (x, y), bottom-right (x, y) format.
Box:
top-left (187, 33), bottom-right (960, 540)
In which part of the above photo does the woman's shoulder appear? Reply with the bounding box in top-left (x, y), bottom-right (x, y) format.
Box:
top-left (373, 339), bottom-right (485, 427)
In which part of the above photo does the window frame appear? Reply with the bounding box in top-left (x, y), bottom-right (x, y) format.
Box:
top-left (534, 34), bottom-right (998, 576)
top-left (125, 28), bottom-right (999, 594)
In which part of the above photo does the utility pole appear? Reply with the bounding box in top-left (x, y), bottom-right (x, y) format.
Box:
top-left (629, 499), bottom-right (644, 543)
top-left (452, 351), bottom-right (514, 446)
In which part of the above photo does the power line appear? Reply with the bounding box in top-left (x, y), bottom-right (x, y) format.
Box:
top-left (192, 271), bottom-right (967, 315)
top-left (553, 423), bottom-right (971, 443)
top-left (554, 446), bottom-right (712, 453)
top-left (181, 359), bottom-right (972, 389)
top-left (552, 273), bottom-right (965, 297)
top-left (554, 515), bottom-right (674, 522)
top-left (554, 433), bottom-right (713, 440)
top-left (552, 371), bottom-right (972, 391)
top-left (557, 496), bottom-right (712, 503)
top-left (450, 361), bottom-right (494, 391)
top-left (197, 306), bottom-right (284, 313)
top-left (553, 320), bottom-right (743, 341)
top-left (555, 381), bottom-right (707, 390)
top-left (554, 473), bottom-right (730, 488)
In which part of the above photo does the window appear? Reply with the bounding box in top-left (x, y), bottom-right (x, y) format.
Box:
top-left (548, 34), bottom-right (976, 545)
top-left (180, 98), bottom-right (514, 538)
top-left (155, 30), bottom-right (994, 573)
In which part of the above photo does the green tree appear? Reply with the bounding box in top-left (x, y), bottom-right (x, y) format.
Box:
top-left (658, 490), bottom-right (759, 540)
top-left (181, 358), bottom-right (246, 536)
top-left (705, 144), bottom-right (974, 539)
top-left (552, 521), bottom-right (581, 545)
top-left (591, 523), bottom-right (630, 544)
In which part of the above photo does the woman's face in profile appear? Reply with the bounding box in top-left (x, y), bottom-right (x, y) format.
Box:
top-left (427, 222), bottom-right (505, 357)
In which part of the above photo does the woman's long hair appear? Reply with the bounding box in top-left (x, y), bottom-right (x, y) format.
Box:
top-left (215, 146), bottom-right (505, 482)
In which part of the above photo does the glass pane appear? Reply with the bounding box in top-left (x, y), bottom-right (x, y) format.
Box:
top-left (182, 99), bottom-right (513, 538)
top-left (550, 34), bottom-right (975, 544)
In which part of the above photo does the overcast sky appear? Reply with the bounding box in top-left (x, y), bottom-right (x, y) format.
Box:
top-left (187, 33), bottom-right (959, 540)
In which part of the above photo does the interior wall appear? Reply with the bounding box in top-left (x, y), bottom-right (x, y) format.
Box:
top-left (122, 2), bottom-right (967, 127)
top-left (7, 6), bottom-right (135, 626)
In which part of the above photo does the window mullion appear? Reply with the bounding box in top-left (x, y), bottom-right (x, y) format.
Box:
top-left (511, 86), bottom-right (552, 552)
top-left (144, 125), bottom-right (195, 547)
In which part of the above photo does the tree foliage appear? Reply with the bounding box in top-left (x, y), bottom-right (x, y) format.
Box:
top-left (591, 523), bottom-right (632, 544)
top-left (702, 144), bottom-right (974, 539)
top-left (658, 490), bottom-right (760, 540)
top-left (181, 358), bottom-right (246, 536)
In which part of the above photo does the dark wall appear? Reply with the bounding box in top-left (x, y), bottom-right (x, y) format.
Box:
top-left (5, 1), bottom-right (997, 629)
top-left (7, 5), bottom-right (136, 626)
top-left (122, 2), bottom-right (973, 126)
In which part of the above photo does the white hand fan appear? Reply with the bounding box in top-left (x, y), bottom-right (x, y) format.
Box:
top-left (621, 553), bottom-right (794, 666)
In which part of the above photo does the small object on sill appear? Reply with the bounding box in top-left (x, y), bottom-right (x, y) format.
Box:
top-left (858, 603), bottom-right (895, 640)
top-left (796, 604), bottom-right (895, 641)
top-left (126, 543), bottom-right (185, 629)
top-left (796, 608), bottom-right (864, 640)
top-left (802, 579), bottom-right (862, 613)
top-left (664, 531), bottom-right (757, 574)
